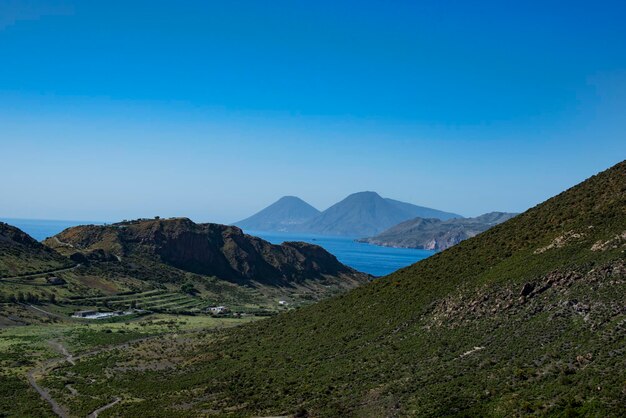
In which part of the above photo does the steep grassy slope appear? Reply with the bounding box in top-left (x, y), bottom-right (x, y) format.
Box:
top-left (46, 161), bottom-right (626, 417)
top-left (0, 222), bottom-right (72, 277)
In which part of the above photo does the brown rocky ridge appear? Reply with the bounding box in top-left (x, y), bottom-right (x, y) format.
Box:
top-left (44, 217), bottom-right (369, 287)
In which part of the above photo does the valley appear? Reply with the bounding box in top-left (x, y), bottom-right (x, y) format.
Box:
top-left (3, 3), bottom-right (624, 416)
top-left (1, 162), bottom-right (624, 416)
top-left (0, 217), bottom-right (371, 416)
top-left (0, 311), bottom-right (256, 417)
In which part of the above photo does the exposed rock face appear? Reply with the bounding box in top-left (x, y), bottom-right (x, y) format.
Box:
top-left (69, 249), bottom-right (119, 264)
top-left (427, 261), bottom-right (626, 329)
top-left (45, 218), bottom-right (369, 286)
top-left (358, 212), bottom-right (517, 251)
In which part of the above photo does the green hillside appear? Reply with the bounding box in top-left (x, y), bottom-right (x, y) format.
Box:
top-left (42, 161), bottom-right (626, 416)
top-left (1, 218), bottom-right (368, 324)
top-left (0, 222), bottom-right (72, 278)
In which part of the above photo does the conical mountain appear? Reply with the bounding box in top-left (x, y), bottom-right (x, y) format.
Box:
top-left (234, 196), bottom-right (320, 232)
top-left (300, 191), bottom-right (462, 236)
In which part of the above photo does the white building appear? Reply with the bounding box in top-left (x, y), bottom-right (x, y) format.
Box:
top-left (208, 306), bottom-right (228, 314)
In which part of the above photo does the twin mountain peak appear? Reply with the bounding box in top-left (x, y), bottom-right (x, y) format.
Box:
top-left (235, 191), bottom-right (463, 237)
top-left (235, 191), bottom-right (516, 250)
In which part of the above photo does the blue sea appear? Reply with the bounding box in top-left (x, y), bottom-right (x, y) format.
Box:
top-left (0, 218), bottom-right (434, 277)
top-left (247, 230), bottom-right (434, 277)
top-left (0, 218), bottom-right (104, 241)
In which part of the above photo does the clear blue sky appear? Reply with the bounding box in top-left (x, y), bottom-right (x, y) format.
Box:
top-left (0, 0), bottom-right (625, 223)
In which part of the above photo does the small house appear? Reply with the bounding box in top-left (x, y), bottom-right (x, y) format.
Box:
top-left (208, 306), bottom-right (229, 314)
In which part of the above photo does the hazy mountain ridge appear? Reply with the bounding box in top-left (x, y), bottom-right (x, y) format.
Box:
top-left (358, 211), bottom-right (517, 251)
top-left (55, 161), bottom-right (626, 416)
top-left (237, 191), bottom-right (462, 236)
top-left (300, 192), bottom-right (462, 236)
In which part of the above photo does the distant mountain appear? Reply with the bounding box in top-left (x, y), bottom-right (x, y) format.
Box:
top-left (299, 191), bottom-right (462, 236)
top-left (45, 217), bottom-right (368, 287)
top-left (234, 196), bottom-right (320, 232)
top-left (0, 222), bottom-right (72, 277)
top-left (358, 211), bottom-right (517, 251)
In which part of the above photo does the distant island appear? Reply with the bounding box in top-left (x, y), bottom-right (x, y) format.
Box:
top-left (235, 196), bottom-right (320, 232)
top-left (235, 191), bottom-right (462, 236)
top-left (358, 212), bottom-right (517, 251)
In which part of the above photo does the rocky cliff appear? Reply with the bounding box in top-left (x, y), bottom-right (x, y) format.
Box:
top-left (45, 218), bottom-right (369, 286)
top-left (358, 211), bottom-right (517, 250)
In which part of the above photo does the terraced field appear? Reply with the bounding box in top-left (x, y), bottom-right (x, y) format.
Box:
top-left (67, 290), bottom-right (212, 313)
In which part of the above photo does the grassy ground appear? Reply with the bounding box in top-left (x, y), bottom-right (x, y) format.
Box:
top-left (0, 312), bottom-right (260, 417)
top-left (37, 261), bottom-right (626, 417)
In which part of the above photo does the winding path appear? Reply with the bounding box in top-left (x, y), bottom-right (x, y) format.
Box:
top-left (0, 264), bottom-right (83, 288)
top-left (27, 369), bottom-right (70, 418)
top-left (27, 335), bottom-right (162, 417)
top-left (27, 341), bottom-right (73, 418)
top-left (87, 397), bottom-right (121, 418)
top-left (1, 264), bottom-right (81, 281)
top-left (21, 303), bottom-right (68, 320)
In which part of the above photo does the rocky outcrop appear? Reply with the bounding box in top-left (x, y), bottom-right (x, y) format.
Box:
top-left (358, 212), bottom-right (517, 251)
top-left (45, 218), bottom-right (369, 286)
top-left (427, 260), bottom-right (626, 329)
top-left (69, 249), bottom-right (119, 264)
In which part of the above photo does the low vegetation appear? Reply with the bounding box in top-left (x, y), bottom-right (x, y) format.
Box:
top-left (0, 222), bottom-right (72, 278)
top-left (0, 312), bottom-right (260, 417)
